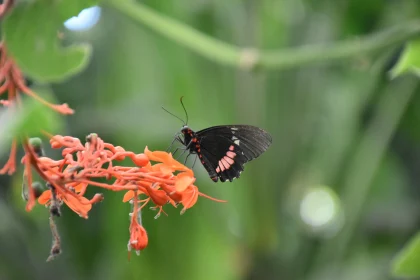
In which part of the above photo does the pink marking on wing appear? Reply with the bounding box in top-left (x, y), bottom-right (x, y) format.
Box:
top-left (217, 161), bottom-right (226, 172)
top-left (227, 151), bottom-right (236, 158)
top-left (229, 145), bottom-right (234, 151)
top-left (216, 150), bottom-right (237, 174)
top-left (220, 157), bottom-right (234, 170)
top-left (224, 156), bottom-right (234, 165)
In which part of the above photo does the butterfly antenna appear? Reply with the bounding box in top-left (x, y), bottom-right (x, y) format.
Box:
top-left (180, 96), bottom-right (189, 125)
top-left (161, 106), bottom-right (186, 125)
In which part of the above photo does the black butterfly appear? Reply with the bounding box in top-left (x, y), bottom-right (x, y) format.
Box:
top-left (165, 98), bottom-right (272, 182)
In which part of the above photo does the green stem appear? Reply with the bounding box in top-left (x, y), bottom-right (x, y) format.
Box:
top-left (104, 0), bottom-right (241, 67)
top-left (105, 0), bottom-right (420, 70)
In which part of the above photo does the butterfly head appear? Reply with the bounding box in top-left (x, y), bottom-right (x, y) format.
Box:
top-left (181, 125), bottom-right (193, 136)
top-left (181, 125), bottom-right (189, 132)
top-left (180, 125), bottom-right (197, 147)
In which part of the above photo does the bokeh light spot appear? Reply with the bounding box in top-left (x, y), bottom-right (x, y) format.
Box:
top-left (64, 6), bottom-right (101, 32)
top-left (300, 186), bottom-right (342, 234)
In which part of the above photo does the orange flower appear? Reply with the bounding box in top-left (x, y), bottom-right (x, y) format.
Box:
top-left (123, 190), bottom-right (139, 203)
top-left (144, 184), bottom-right (169, 206)
top-left (180, 185), bottom-right (199, 214)
top-left (147, 163), bottom-right (174, 176)
top-left (175, 172), bottom-right (196, 192)
top-left (121, 147), bottom-right (226, 217)
top-left (37, 183), bottom-right (97, 218)
top-left (144, 146), bottom-right (193, 175)
top-left (128, 211), bottom-right (148, 256)
top-left (17, 133), bottom-right (227, 259)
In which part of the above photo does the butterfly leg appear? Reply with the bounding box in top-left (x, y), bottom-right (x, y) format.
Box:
top-left (175, 149), bottom-right (189, 160)
top-left (172, 148), bottom-right (180, 157)
top-left (184, 139), bottom-right (193, 149)
top-left (173, 139), bottom-right (193, 160)
top-left (172, 145), bottom-right (191, 159)
top-left (166, 137), bottom-right (178, 152)
top-left (166, 133), bottom-right (183, 152)
top-left (192, 155), bottom-right (198, 169)
top-left (184, 153), bottom-right (191, 165)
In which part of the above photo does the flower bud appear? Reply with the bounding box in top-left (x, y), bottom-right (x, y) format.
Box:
top-left (133, 153), bottom-right (149, 167)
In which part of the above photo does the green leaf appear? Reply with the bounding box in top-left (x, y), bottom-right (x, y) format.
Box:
top-left (390, 39), bottom-right (420, 78)
top-left (391, 232), bottom-right (420, 278)
top-left (2, 0), bottom-right (101, 83)
top-left (0, 86), bottom-right (64, 147)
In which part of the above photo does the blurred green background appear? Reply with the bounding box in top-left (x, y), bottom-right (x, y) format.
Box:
top-left (1, 0), bottom-right (420, 279)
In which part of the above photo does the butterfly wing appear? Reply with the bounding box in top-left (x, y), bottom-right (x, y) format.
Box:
top-left (196, 125), bottom-right (272, 182)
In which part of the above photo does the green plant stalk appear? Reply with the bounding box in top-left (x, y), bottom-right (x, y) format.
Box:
top-left (105, 0), bottom-right (420, 70)
top-left (104, 0), bottom-right (241, 67)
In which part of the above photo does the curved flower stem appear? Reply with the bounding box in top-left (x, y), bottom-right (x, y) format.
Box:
top-left (105, 0), bottom-right (420, 70)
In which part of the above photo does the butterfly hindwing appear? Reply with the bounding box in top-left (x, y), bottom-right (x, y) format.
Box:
top-left (198, 135), bottom-right (245, 182)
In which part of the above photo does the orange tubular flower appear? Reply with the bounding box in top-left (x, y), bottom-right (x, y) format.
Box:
top-left (129, 217), bottom-right (148, 253)
top-left (0, 1), bottom-right (226, 261)
top-left (37, 182), bottom-right (97, 218)
top-left (18, 133), bottom-right (226, 259)
top-left (128, 196), bottom-right (148, 258)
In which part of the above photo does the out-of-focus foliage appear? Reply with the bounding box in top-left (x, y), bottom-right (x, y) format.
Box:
top-left (1, 1), bottom-right (420, 280)
top-left (391, 39), bottom-right (420, 78)
top-left (2, 0), bottom-right (100, 82)
top-left (392, 233), bottom-right (420, 278)
top-left (0, 86), bottom-right (63, 146)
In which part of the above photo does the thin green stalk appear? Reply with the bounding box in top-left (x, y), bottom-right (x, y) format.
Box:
top-left (104, 0), bottom-right (241, 67)
top-left (105, 0), bottom-right (420, 70)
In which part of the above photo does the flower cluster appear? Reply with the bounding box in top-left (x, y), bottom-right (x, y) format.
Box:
top-left (0, 0), bottom-right (225, 261)
top-left (22, 133), bottom-right (224, 260)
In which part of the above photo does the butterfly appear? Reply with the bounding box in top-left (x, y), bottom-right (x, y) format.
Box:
top-left (164, 98), bottom-right (272, 182)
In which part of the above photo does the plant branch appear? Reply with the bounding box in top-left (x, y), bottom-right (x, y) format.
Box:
top-left (105, 0), bottom-right (420, 70)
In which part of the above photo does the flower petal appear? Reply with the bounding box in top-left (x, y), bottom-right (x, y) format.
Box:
top-left (175, 172), bottom-right (195, 192)
top-left (151, 163), bottom-right (174, 176)
top-left (129, 217), bottom-right (148, 251)
top-left (63, 194), bottom-right (92, 218)
top-left (144, 147), bottom-right (193, 174)
top-left (37, 190), bottom-right (52, 204)
top-left (181, 185), bottom-right (199, 214)
top-left (123, 190), bottom-right (135, 202)
top-left (145, 186), bottom-right (168, 206)
top-left (144, 147), bottom-right (173, 163)
top-left (73, 182), bottom-right (88, 193)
